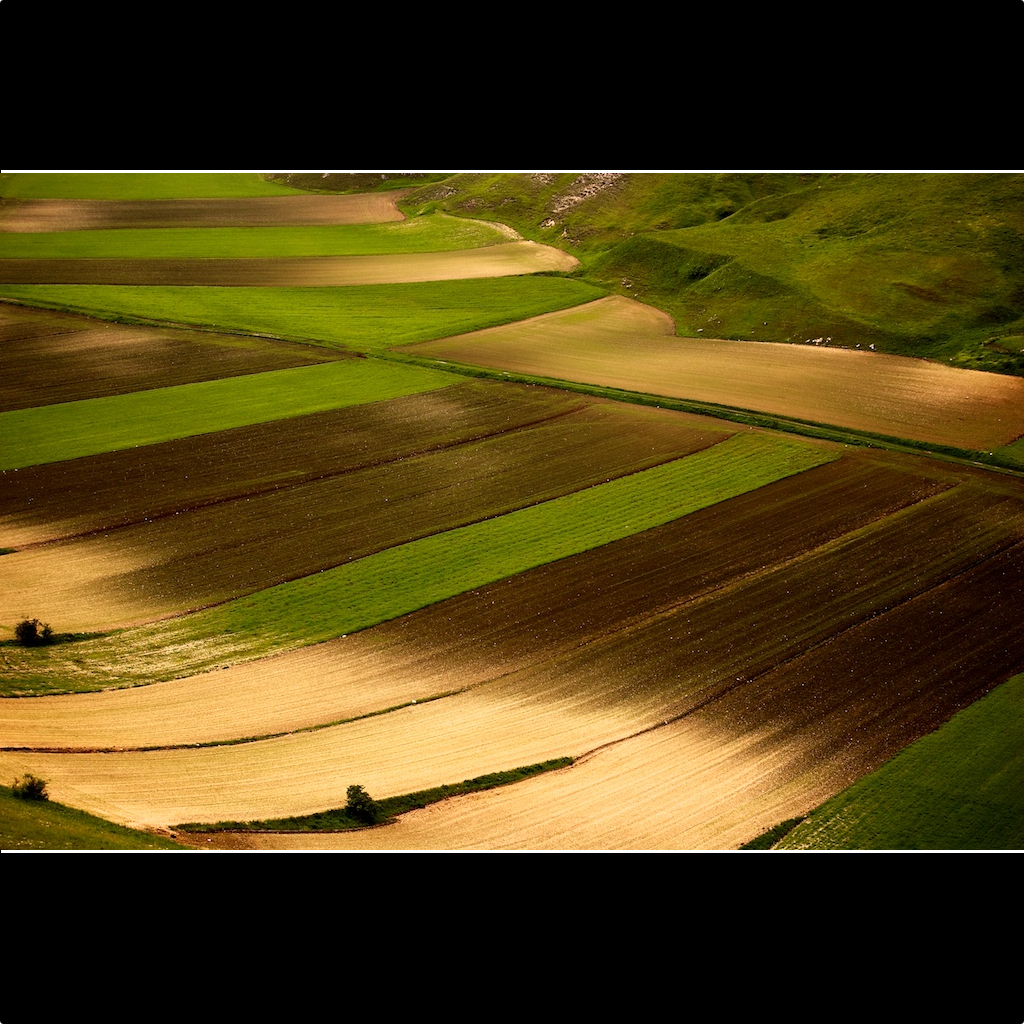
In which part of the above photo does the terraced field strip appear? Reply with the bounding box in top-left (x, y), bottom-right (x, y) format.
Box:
top-left (0, 216), bottom-right (508, 258)
top-left (0, 244), bottom-right (579, 287)
top-left (0, 358), bottom-right (455, 469)
top-left (0, 450), bottom-right (950, 745)
top-left (9, 527), bottom-right (1020, 835)
top-left (2, 432), bottom-right (836, 690)
top-left (0, 395), bottom-right (726, 631)
top-left (0, 193), bottom-right (408, 231)
top-left (0, 305), bottom-right (345, 410)
top-left (157, 510), bottom-right (1024, 846)
top-left (409, 294), bottom-right (1024, 451)
top-left (0, 279), bottom-right (605, 354)
top-left (0, 381), bottom-right (596, 547)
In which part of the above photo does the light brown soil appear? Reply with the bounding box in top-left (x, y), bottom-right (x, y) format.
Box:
top-left (410, 295), bottom-right (1024, 450)
top-left (0, 243), bottom-right (578, 286)
top-left (0, 194), bottom-right (408, 232)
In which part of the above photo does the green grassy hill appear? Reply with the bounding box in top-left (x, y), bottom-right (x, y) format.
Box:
top-left (0, 784), bottom-right (188, 850)
top-left (402, 173), bottom-right (1024, 375)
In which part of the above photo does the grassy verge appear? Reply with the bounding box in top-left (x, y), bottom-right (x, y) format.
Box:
top-left (0, 358), bottom-right (455, 469)
top-left (175, 758), bottom-right (574, 833)
top-left (0, 784), bottom-right (188, 850)
top-left (0, 278), bottom-right (605, 354)
top-left (771, 672), bottom-right (1024, 850)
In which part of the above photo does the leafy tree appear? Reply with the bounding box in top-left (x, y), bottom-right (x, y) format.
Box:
top-left (345, 784), bottom-right (382, 825)
top-left (14, 618), bottom-right (53, 647)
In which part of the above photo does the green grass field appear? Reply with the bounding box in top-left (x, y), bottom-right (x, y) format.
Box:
top-left (0, 173), bottom-right (298, 199)
top-left (776, 672), bottom-right (1024, 850)
top-left (0, 358), bottom-right (455, 469)
top-left (0, 215), bottom-right (509, 259)
top-left (0, 278), bottom-right (605, 353)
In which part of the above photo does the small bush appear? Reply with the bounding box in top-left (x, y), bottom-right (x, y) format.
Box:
top-left (14, 618), bottom-right (54, 647)
top-left (12, 773), bottom-right (49, 801)
top-left (345, 784), bottom-right (382, 825)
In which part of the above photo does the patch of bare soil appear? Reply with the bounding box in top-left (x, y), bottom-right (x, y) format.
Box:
top-left (0, 194), bottom-right (406, 232)
top-left (0, 243), bottom-right (578, 286)
top-left (0, 305), bottom-right (343, 410)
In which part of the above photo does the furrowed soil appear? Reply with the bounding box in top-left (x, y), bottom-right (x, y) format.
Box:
top-left (0, 450), bottom-right (955, 748)
top-left (0, 386), bottom-right (726, 632)
top-left (409, 295), bottom-right (1024, 451)
top-left (5, 450), bottom-right (1020, 847)
top-left (0, 305), bottom-right (344, 409)
top-left (0, 194), bottom-right (409, 232)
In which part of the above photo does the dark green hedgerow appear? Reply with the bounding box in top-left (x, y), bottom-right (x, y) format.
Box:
top-left (175, 758), bottom-right (574, 834)
top-left (739, 817), bottom-right (807, 850)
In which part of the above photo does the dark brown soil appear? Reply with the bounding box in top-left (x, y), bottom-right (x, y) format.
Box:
top-left (0, 304), bottom-right (343, 410)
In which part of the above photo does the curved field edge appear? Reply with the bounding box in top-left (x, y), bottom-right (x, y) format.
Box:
top-left (175, 758), bottom-right (574, 836)
top-left (0, 278), bottom-right (605, 354)
top-left (773, 671), bottom-right (1024, 851)
top-left (2, 432), bottom-right (837, 692)
top-left (0, 359), bottom-right (456, 469)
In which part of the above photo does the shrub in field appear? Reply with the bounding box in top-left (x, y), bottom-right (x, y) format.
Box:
top-left (14, 619), bottom-right (53, 647)
top-left (12, 774), bottom-right (49, 801)
top-left (345, 785), bottom-right (382, 825)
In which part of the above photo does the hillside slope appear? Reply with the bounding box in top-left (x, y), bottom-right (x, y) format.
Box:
top-left (402, 173), bottom-right (1024, 375)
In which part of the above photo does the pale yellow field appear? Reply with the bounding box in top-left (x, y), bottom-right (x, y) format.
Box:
top-left (410, 296), bottom-right (1024, 450)
top-left (0, 682), bottom-right (651, 831)
top-left (171, 718), bottom-right (844, 851)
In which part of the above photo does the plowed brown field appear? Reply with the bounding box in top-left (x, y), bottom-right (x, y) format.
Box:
top-left (0, 305), bottom-right (344, 410)
top-left (0, 243), bottom-right (578, 286)
top-left (0, 194), bottom-right (408, 232)
top-left (409, 295), bottom-right (1024, 451)
top-left (0, 387), bottom-right (724, 631)
top-left (4, 449), bottom-right (1021, 848)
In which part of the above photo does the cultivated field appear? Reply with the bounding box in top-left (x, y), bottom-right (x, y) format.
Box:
top-left (409, 296), bottom-right (1024, 451)
top-left (2, 173), bottom-right (1022, 850)
top-left (0, 193), bottom-right (410, 231)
